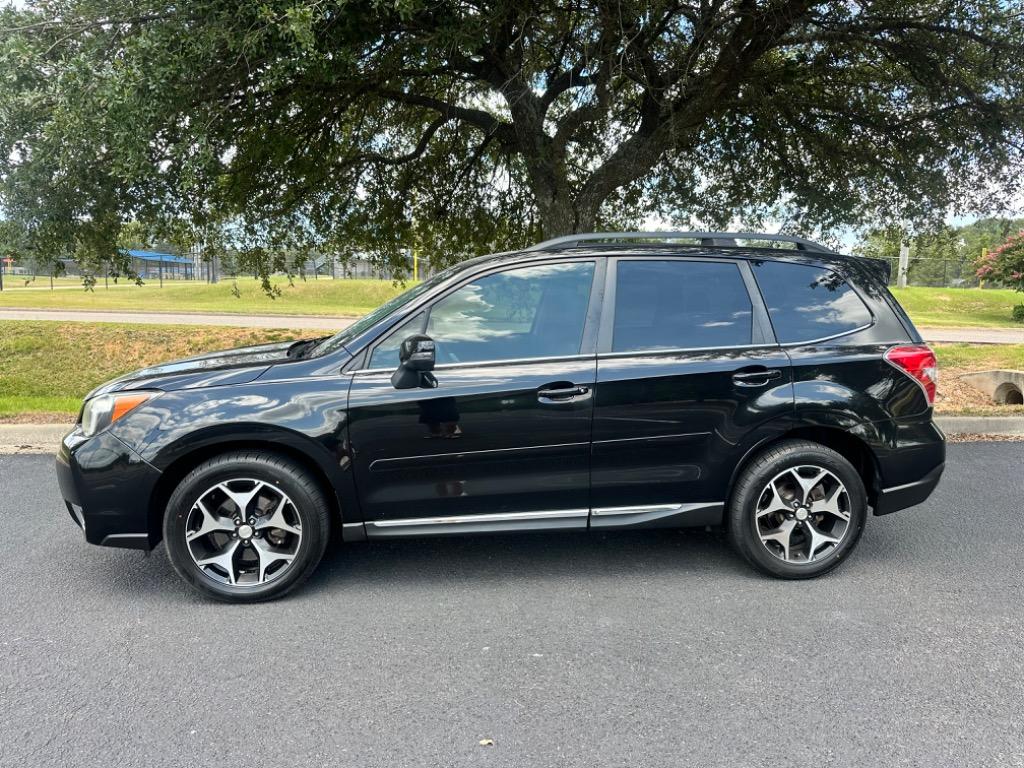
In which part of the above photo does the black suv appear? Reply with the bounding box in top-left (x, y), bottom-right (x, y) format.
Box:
top-left (57, 232), bottom-right (945, 601)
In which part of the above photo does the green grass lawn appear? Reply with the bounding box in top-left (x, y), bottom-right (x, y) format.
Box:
top-left (889, 286), bottom-right (1024, 328)
top-left (0, 276), bottom-right (410, 317)
top-left (0, 321), bottom-right (300, 419)
top-left (2, 320), bottom-right (1023, 421)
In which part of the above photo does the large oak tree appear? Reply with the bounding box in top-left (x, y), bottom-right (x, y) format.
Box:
top-left (1, 0), bottom-right (1022, 276)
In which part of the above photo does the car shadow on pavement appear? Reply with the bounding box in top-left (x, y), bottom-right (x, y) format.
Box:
top-left (301, 527), bottom-right (751, 596)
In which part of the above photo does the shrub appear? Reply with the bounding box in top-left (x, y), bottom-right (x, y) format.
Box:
top-left (1013, 305), bottom-right (1024, 324)
top-left (978, 230), bottom-right (1024, 288)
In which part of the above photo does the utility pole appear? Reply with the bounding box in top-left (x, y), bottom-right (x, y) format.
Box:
top-left (0, 257), bottom-right (5, 292)
top-left (897, 240), bottom-right (910, 289)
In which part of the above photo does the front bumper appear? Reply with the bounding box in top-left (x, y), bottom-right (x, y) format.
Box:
top-left (56, 427), bottom-right (162, 550)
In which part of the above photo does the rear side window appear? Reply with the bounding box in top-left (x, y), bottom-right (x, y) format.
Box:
top-left (753, 261), bottom-right (872, 343)
top-left (611, 260), bottom-right (753, 352)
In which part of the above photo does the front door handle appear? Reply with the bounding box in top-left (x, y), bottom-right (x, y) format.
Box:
top-left (732, 368), bottom-right (783, 387)
top-left (538, 384), bottom-right (590, 403)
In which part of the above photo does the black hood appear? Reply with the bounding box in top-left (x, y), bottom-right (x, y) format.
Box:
top-left (86, 340), bottom-right (301, 399)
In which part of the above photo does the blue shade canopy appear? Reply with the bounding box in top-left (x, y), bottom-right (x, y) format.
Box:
top-left (122, 248), bottom-right (192, 264)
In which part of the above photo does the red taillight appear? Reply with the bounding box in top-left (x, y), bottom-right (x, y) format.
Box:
top-left (884, 345), bottom-right (937, 406)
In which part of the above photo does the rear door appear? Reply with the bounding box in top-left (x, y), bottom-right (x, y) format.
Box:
top-left (590, 256), bottom-right (794, 528)
top-left (347, 258), bottom-right (603, 535)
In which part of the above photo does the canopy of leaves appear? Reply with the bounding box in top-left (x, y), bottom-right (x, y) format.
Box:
top-left (1, 0), bottom-right (1023, 279)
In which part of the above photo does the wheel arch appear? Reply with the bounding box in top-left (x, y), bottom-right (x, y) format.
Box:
top-left (727, 426), bottom-right (881, 514)
top-left (147, 437), bottom-right (346, 547)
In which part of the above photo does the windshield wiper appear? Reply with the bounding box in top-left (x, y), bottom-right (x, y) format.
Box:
top-left (286, 337), bottom-right (329, 360)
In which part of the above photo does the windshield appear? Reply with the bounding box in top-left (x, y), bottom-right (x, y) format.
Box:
top-left (309, 263), bottom-right (464, 357)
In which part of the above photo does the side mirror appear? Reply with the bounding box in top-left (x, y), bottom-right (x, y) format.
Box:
top-left (391, 334), bottom-right (438, 389)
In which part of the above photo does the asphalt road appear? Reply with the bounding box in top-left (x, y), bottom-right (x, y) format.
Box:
top-left (2, 444), bottom-right (1022, 768)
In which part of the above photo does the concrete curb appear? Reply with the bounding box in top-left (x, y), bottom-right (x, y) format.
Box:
top-left (934, 416), bottom-right (1024, 435)
top-left (3, 417), bottom-right (1024, 455)
top-left (0, 424), bottom-right (70, 455)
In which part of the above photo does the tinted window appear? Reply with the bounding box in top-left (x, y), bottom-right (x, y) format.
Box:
top-left (753, 261), bottom-right (872, 343)
top-left (611, 260), bottom-right (753, 352)
top-left (369, 262), bottom-right (594, 368)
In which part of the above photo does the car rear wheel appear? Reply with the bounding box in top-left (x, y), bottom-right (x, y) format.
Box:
top-left (164, 451), bottom-right (331, 602)
top-left (727, 440), bottom-right (867, 579)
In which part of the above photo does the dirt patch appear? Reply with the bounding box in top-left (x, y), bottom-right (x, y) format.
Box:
top-left (934, 368), bottom-right (1024, 416)
top-left (0, 412), bottom-right (75, 425)
top-left (945, 433), bottom-right (1024, 442)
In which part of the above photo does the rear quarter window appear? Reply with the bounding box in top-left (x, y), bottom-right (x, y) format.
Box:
top-left (753, 261), bottom-right (872, 343)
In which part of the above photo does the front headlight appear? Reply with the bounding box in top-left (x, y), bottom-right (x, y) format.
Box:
top-left (81, 391), bottom-right (158, 437)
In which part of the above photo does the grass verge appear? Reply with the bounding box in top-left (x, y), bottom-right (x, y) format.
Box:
top-left (889, 286), bottom-right (1024, 328)
top-left (0, 321), bottom-right (300, 420)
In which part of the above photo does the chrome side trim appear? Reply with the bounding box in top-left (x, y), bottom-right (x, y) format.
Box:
top-left (590, 501), bottom-right (724, 529)
top-left (881, 477), bottom-right (933, 494)
top-left (371, 508), bottom-right (589, 528)
top-left (591, 503), bottom-right (692, 516)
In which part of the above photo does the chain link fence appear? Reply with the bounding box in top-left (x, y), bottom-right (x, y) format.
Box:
top-left (878, 256), bottom-right (984, 288)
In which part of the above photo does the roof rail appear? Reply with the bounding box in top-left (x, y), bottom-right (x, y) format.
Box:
top-left (527, 231), bottom-right (838, 254)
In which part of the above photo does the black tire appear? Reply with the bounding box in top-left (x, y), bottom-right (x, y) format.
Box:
top-left (163, 451), bottom-right (331, 602)
top-left (727, 439), bottom-right (867, 579)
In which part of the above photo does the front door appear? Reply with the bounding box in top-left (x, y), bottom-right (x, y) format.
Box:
top-left (347, 259), bottom-right (601, 536)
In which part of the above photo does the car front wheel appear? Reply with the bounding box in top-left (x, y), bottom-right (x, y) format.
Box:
top-left (163, 451), bottom-right (331, 602)
top-left (727, 440), bottom-right (867, 579)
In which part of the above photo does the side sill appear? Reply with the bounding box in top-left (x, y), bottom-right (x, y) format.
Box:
top-left (341, 521), bottom-right (367, 542)
top-left (590, 502), bottom-right (724, 529)
top-left (366, 509), bottom-right (588, 538)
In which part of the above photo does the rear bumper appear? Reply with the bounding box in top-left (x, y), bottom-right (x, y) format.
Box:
top-left (874, 460), bottom-right (945, 516)
top-left (56, 427), bottom-right (162, 550)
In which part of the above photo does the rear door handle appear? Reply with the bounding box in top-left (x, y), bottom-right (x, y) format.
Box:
top-left (732, 368), bottom-right (783, 387)
top-left (538, 384), bottom-right (590, 402)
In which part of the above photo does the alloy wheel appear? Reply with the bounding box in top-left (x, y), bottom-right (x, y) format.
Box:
top-left (185, 478), bottom-right (302, 587)
top-left (754, 465), bottom-right (851, 564)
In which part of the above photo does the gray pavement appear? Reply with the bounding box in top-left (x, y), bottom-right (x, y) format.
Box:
top-left (0, 307), bottom-right (353, 331)
top-left (2, 444), bottom-right (1023, 767)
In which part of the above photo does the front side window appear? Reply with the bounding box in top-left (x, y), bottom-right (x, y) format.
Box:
top-left (369, 261), bottom-right (595, 368)
top-left (611, 260), bottom-right (753, 352)
top-left (753, 261), bottom-right (872, 343)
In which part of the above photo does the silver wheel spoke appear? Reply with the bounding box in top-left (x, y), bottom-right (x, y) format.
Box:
top-left (813, 483), bottom-right (850, 521)
top-left (760, 519), bottom-right (797, 561)
top-left (185, 499), bottom-right (235, 542)
top-left (791, 466), bottom-right (827, 505)
top-left (195, 540), bottom-right (241, 585)
top-left (757, 481), bottom-right (792, 518)
top-left (804, 520), bottom-right (841, 562)
top-left (254, 497), bottom-right (301, 536)
top-left (251, 537), bottom-right (296, 582)
top-left (216, 480), bottom-right (265, 522)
